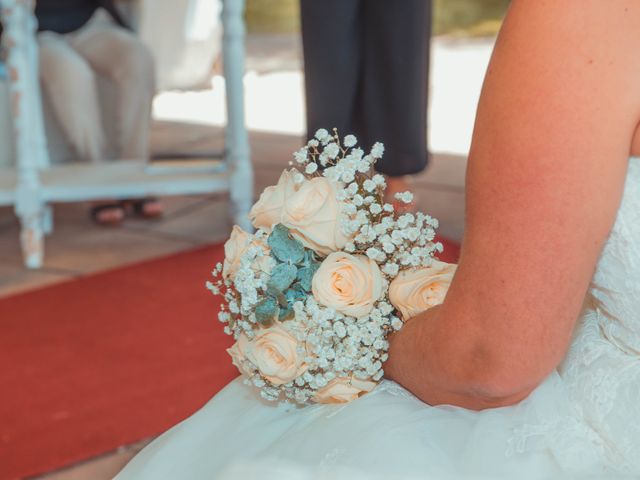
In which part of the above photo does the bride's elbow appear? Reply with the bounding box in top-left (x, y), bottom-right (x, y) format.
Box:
top-left (452, 346), bottom-right (548, 410)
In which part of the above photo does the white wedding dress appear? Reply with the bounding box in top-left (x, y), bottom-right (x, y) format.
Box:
top-left (117, 159), bottom-right (640, 480)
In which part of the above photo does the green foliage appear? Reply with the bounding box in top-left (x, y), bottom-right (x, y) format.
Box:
top-left (259, 224), bottom-right (321, 323)
top-left (245, 0), bottom-right (509, 37)
top-left (434, 0), bottom-right (509, 36)
top-left (245, 0), bottom-right (300, 34)
top-left (266, 263), bottom-right (298, 297)
top-left (268, 224), bottom-right (305, 265)
top-left (255, 296), bottom-right (279, 325)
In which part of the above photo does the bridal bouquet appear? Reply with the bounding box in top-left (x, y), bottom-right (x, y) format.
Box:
top-left (208, 129), bottom-right (456, 404)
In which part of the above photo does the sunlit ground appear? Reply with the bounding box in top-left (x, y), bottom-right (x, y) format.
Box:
top-left (153, 37), bottom-right (495, 156)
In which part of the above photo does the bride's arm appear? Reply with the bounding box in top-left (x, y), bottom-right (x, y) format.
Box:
top-left (385, 0), bottom-right (640, 410)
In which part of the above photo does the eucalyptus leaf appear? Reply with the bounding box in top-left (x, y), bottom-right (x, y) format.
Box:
top-left (278, 304), bottom-right (295, 321)
top-left (297, 264), bottom-right (320, 292)
top-left (271, 291), bottom-right (290, 308)
top-left (266, 263), bottom-right (298, 296)
top-left (255, 296), bottom-right (279, 325)
top-left (268, 224), bottom-right (305, 264)
top-left (302, 249), bottom-right (318, 267)
top-left (285, 284), bottom-right (307, 304)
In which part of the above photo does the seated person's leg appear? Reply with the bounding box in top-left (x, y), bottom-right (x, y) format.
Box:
top-left (38, 31), bottom-right (124, 225)
top-left (38, 31), bottom-right (105, 163)
top-left (68, 23), bottom-right (155, 161)
top-left (70, 23), bottom-right (161, 219)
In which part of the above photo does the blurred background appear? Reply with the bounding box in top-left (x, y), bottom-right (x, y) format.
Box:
top-left (0, 1), bottom-right (508, 479)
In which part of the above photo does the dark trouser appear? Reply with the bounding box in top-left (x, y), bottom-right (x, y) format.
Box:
top-left (300, 0), bottom-right (431, 177)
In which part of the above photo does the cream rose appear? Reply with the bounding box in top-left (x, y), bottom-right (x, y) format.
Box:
top-left (313, 377), bottom-right (377, 404)
top-left (312, 252), bottom-right (385, 318)
top-left (249, 169), bottom-right (296, 231)
top-left (227, 333), bottom-right (253, 377)
top-left (222, 226), bottom-right (270, 280)
top-left (245, 324), bottom-right (307, 385)
top-left (281, 176), bottom-right (351, 255)
top-left (388, 260), bottom-right (457, 321)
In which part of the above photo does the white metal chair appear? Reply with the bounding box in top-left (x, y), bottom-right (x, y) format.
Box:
top-left (0, 0), bottom-right (253, 269)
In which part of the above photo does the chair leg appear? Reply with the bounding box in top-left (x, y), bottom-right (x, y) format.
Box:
top-left (222, 0), bottom-right (253, 232)
top-left (229, 152), bottom-right (253, 232)
top-left (18, 206), bottom-right (45, 269)
top-left (42, 204), bottom-right (53, 235)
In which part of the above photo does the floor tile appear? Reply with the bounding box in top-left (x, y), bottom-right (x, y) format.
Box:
top-left (0, 265), bottom-right (73, 298)
top-left (0, 222), bottom-right (193, 275)
top-left (417, 153), bottom-right (467, 190)
top-left (125, 195), bottom-right (232, 245)
top-left (415, 187), bottom-right (466, 243)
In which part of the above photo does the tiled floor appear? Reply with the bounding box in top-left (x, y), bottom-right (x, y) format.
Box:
top-left (0, 31), bottom-right (486, 479)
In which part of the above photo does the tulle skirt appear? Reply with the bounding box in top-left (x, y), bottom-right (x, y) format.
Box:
top-left (115, 368), bottom-right (628, 480)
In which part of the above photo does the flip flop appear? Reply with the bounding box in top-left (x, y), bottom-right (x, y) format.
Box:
top-left (130, 198), bottom-right (164, 219)
top-left (89, 203), bottom-right (125, 226)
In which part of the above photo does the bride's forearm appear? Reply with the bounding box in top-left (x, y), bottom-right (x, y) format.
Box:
top-left (384, 305), bottom-right (532, 410)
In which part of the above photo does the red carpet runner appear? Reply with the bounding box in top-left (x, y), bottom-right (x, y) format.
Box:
top-left (0, 238), bottom-right (459, 479)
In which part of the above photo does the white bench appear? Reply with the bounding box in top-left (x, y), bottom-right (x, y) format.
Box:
top-left (0, 0), bottom-right (253, 269)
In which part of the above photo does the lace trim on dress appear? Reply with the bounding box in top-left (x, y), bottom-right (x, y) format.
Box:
top-left (507, 158), bottom-right (640, 475)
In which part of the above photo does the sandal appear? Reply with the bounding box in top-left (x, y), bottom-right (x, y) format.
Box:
top-left (130, 197), bottom-right (164, 219)
top-left (89, 203), bottom-right (125, 226)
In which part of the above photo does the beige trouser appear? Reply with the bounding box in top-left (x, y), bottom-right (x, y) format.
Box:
top-left (37, 10), bottom-right (155, 162)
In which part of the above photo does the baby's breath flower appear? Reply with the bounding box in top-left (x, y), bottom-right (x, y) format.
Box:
top-left (305, 162), bottom-right (318, 174)
top-left (395, 191), bottom-right (414, 204)
top-left (318, 152), bottom-right (330, 166)
top-left (382, 241), bottom-right (395, 254)
top-left (391, 316), bottom-right (403, 331)
top-left (371, 142), bottom-right (385, 158)
top-left (366, 247), bottom-right (382, 260)
top-left (363, 179), bottom-right (376, 192)
top-left (343, 204), bottom-right (358, 215)
top-left (341, 171), bottom-right (355, 183)
top-left (344, 134), bottom-right (357, 147)
top-left (314, 128), bottom-right (329, 141)
top-left (294, 148), bottom-right (308, 164)
top-left (325, 142), bottom-right (340, 159)
top-left (382, 262), bottom-right (399, 276)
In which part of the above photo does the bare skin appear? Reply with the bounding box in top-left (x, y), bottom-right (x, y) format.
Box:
top-left (385, 0), bottom-right (640, 410)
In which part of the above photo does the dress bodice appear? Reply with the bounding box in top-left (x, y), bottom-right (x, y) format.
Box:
top-left (547, 157), bottom-right (640, 472)
top-left (587, 157), bottom-right (640, 353)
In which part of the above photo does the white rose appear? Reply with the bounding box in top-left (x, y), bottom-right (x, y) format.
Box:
top-left (245, 324), bottom-right (307, 385)
top-left (281, 177), bottom-right (352, 256)
top-left (312, 252), bottom-right (385, 318)
top-left (249, 169), bottom-right (297, 232)
top-left (388, 260), bottom-right (457, 321)
top-left (227, 333), bottom-right (253, 377)
top-left (313, 377), bottom-right (377, 404)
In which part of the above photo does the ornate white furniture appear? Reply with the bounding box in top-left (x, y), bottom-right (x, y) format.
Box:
top-left (0, 0), bottom-right (253, 269)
